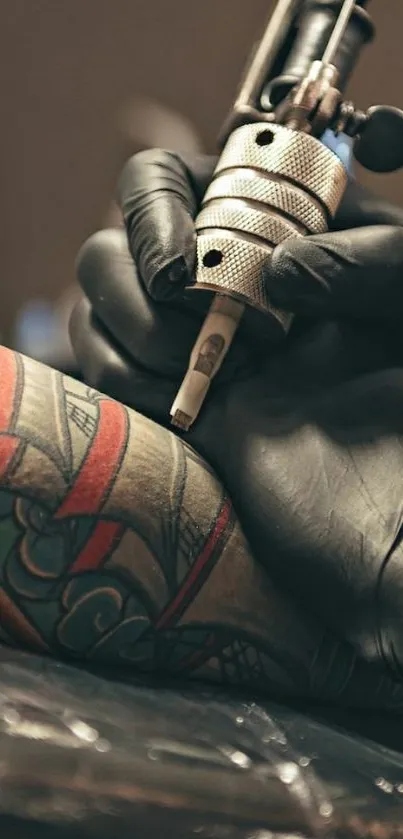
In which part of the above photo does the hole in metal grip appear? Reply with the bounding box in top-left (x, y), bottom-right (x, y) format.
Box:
top-left (202, 249), bottom-right (223, 268)
top-left (255, 129), bottom-right (275, 146)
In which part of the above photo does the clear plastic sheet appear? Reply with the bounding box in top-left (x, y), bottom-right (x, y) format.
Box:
top-left (0, 648), bottom-right (403, 837)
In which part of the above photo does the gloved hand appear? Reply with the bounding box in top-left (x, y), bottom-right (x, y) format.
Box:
top-left (70, 149), bottom-right (403, 684)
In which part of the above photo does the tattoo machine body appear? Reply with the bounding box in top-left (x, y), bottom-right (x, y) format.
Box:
top-left (171, 0), bottom-right (403, 431)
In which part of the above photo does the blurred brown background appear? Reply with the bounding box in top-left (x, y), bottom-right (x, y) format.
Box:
top-left (0, 0), bottom-right (402, 348)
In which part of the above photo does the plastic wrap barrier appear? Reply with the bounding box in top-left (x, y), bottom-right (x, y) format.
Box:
top-left (0, 648), bottom-right (402, 837)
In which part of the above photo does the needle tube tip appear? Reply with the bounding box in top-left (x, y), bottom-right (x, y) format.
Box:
top-left (169, 294), bottom-right (245, 432)
top-left (171, 409), bottom-right (193, 432)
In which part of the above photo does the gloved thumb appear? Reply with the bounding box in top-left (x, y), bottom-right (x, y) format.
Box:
top-left (266, 225), bottom-right (403, 322)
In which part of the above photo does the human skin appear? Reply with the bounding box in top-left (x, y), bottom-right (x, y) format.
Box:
top-left (0, 343), bottom-right (401, 709)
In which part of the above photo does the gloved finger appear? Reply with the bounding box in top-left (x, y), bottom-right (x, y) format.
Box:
top-left (69, 297), bottom-right (176, 424)
top-left (332, 180), bottom-right (403, 231)
top-left (77, 227), bottom-right (204, 378)
top-left (76, 227), bottom-right (249, 381)
top-left (266, 224), bottom-right (403, 321)
top-left (117, 149), bottom-right (216, 301)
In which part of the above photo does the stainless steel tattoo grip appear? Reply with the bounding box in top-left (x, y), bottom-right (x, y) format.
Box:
top-left (170, 0), bottom-right (403, 431)
top-left (194, 119), bottom-right (346, 324)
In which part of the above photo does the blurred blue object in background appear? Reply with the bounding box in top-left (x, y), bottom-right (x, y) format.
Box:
top-left (322, 129), bottom-right (355, 174)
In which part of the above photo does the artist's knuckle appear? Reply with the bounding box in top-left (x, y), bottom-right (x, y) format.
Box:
top-left (77, 229), bottom-right (113, 265)
top-left (119, 149), bottom-right (186, 205)
top-left (126, 147), bottom-right (179, 172)
top-left (76, 229), bottom-right (125, 288)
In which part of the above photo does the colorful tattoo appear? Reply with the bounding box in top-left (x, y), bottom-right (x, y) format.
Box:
top-left (0, 346), bottom-right (401, 707)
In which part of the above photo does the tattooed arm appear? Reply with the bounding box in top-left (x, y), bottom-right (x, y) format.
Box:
top-left (0, 345), bottom-right (401, 709)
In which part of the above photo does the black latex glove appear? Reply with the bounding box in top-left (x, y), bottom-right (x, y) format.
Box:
top-left (71, 149), bottom-right (403, 684)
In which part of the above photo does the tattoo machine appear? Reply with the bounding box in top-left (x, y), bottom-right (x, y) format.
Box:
top-left (171, 0), bottom-right (403, 431)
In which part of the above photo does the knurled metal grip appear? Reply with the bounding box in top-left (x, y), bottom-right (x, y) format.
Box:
top-left (190, 122), bottom-right (348, 336)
